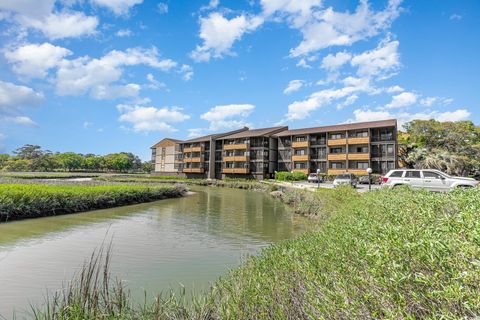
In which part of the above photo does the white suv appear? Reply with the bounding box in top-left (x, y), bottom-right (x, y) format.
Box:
top-left (381, 169), bottom-right (478, 191)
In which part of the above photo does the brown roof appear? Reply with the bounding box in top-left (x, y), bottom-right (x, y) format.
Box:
top-left (221, 126), bottom-right (288, 139)
top-left (151, 138), bottom-right (183, 148)
top-left (181, 127), bottom-right (249, 143)
top-left (275, 119), bottom-right (397, 137)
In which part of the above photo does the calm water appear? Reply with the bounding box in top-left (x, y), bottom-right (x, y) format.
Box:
top-left (0, 186), bottom-right (308, 318)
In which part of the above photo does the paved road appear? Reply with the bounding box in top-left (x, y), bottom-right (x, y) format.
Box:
top-left (277, 181), bottom-right (382, 193)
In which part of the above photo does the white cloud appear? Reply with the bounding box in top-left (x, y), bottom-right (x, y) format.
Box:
top-left (146, 73), bottom-right (166, 89)
top-left (449, 14), bottom-right (462, 21)
top-left (21, 11), bottom-right (99, 40)
top-left (385, 85), bottom-right (403, 93)
top-left (321, 51), bottom-right (352, 71)
top-left (285, 76), bottom-right (375, 120)
top-left (352, 108), bottom-right (471, 128)
top-left (55, 47), bottom-right (177, 98)
top-left (296, 58), bottom-right (312, 69)
top-left (0, 0), bottom-right (99, 39)
top-left (336, 94), bottom-right (358, 110)
top-left (289, 0), bottom-right (402, 57)
top-left (419, 96), bottom-right (453, 107)
top-left (200, 103), bottom-right (254, 130)
top-left (7, 115), bottom-right (37, 126)
top-left (157, 2), bottom-right (168, 14)
top-left (4, 42), bottom-right (72, 79)
top-left (116, 28), bottom-right (132, 37)
top-left (351, 39), bottom-right (400, 78)
top-left (118, 104), bottom-right (190, 132)
top-left (180, 64), bottom-right (194, 81)
top-left (385, 91), bottom-right (417, 109)
top-left (91, 0), bottom-right (143, 15)
top-left (187, 128), bottom-right (206, 138)
top-left (190, 12), bottom-right (263, 62)
top-left (283, 79), bottom-right (304, 94)
top-left (0, 81), bottom-right (44, 112)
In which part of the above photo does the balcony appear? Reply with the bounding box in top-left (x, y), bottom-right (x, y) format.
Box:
top-left (183, 168), bottom-right (204, 173)
top-left (293, 168), bottom-right (309, 175)
top-left (327, 138), bottom-right (347, 146)
top-left (348, 137), bottom-right (370, 144)
top-left (328, 153), bottom-right (347, 161)
top-left (223, 143), bottom-right (248, 151)
top-left (183, 157), bottom-right (202, 163)
top-left (292, 155), bottom-right (309, 162)
top-left (223, 155), bottom-right (249, 162)
top-left (348, 153), bottom-right (370, 160)
top-left (328, 168), bottom-right (369, 175)
top-left (222, 168), bottom-right (249, 174)
top-left (184, 146), bottom-right (202, 153)
top-left (292, 140), bottom-right (309, 148)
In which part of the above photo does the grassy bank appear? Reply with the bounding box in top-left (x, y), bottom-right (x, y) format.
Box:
top-left (0, 184), bottom-right (185, 222)
top-left (33, 187), bottom-right (480, 319)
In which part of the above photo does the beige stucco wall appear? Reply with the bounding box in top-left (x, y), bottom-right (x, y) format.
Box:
top-left (154, 144), bottom-right (177, 173)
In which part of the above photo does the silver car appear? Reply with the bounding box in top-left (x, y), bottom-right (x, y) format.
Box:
top-left (381, 169), bottom-right (479, 191)
top-left (333, 173), bottom-right (357, 188)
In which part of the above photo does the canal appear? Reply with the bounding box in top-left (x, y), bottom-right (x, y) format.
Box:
top-left (0, 186), bottom-right (309, 318)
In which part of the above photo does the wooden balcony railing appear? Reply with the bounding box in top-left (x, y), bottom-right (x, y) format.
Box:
top-left (223, 156), bottom-right (249, 162)
top-left (292, 141), bottom-right (309, 148)
top-left (292, 155), bottom-right (309, 162)
top-left (327, 138), bottom-right (347, 146)
top-left (183, 168), bottom-right (204, 173)
top-left (348, 137), bottom-right (370, 145)
top-left (222, 168), bottom-right (249, 174)
top-left (183, 157), bottom-right (203, 163)
top-left (223, 143), bottom-right (249, 151)
top-left (327, 153), bottom-right (347, 161)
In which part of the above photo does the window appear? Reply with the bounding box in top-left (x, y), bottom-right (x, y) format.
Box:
top-left (423, 171), bottom-right (443, 179)
top-left (330, 133), bottom-right (343, 140)
top-left (330, 147), bottom-right (344, 154)
top-left (351, 131), bottom-right (368, 138)
top-left (387, 145), bottom-right (395, 156)
top-left (330, 162), bottom-right (344, 169)
top-left (295, 136), bottom-right (307, 142)
top-left (294, 149), bottom-right (307, 155)
top-left (356, 162), bottom-right (369, 169)
top-left (353, 146), bottom-right (368, 153)
top-left (294, 162), bottom-right (307, 169)
top-left (389, 171), bottom-right (404, 178)
top-left (405, 171), bottom-right (421, 178)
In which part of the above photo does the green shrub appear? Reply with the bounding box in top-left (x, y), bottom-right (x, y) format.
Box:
top-left (275, 171), bottom-right (307, 181)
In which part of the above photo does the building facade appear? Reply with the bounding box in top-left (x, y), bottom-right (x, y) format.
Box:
top-left (151, 119), bottom-right (398, 179)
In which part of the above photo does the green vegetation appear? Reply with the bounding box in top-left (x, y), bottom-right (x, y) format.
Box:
top-left (34, 187), bottom-right (480, 319)
top-left (0, 184), bottom-right (185, 222)
top-left (0, 144), bottom-right (152, 173)
top-left (0, 172), bottom-right (101, 179)
top-left (274, 171), bottom-right (307, 181)
top-left (399, 119), bottom-right (480, 177)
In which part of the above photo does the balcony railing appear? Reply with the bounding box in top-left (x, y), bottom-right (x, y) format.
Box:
top-left (223, 143), bottom-right (249, 150)
top-left (222, 168), bottom-right (249, 174)
top-left (183, 168), bottom-right (204, 173)
top-left (327, 153), bottom-right (347, 161)
top-left (292, 168), bottom-right (309, 174)
top-left (183, 157), bottom-right (203, 163)
top-left (223, 155), bottom-right (249, 162)
top-left (292, 154), bottom-right (309, 162)
top-left (292, 140), bottom-right (309, 148)
top-left (348, 137), bottom-right (370, 144)
top-left (183, 146), bottom-right (202, 153)
top-left (348, 153), bottom-right (370, 160)
top-left (327, 138), bottom-right (347, 146)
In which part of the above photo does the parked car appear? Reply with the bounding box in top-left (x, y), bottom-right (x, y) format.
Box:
top-left (333, 173), bottom-right (358, 188)
top-left (381, 169), bottom-right (479, 191)
top-left (307, 173), bottom-right (324, 183)
top-left (358, 175), bottom-right (374, 185)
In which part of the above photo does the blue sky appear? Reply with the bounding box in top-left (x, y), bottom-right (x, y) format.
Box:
top-left (0, 0), bottom-right (478, 160)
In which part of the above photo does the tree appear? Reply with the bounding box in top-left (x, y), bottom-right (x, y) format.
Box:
top-left (54, 152), bottom-right (84, 171)
top-left (0, 154), bottom-right (10, 169)
top-left (14, 145), bottom-right (44, 160)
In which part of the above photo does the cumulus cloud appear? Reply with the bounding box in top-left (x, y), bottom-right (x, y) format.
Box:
top-left (190, 12), bottom-right (263, 62)
top-left (283, 80), bottom-right (304, 94)
top-left (115, 28), bottom-right (132, 37)
top-left (352, 108), bottom-right (471, 128)
top-left (4, 42), bottom-right (72, 79)
top-left (55, 47), bottom-right (177, 98)
top-left (91, 0), bottom-right (143, 15)
top-left (117, 104), bottom-right (190, 132)
top-left (350, 39), bottom-right (400, 78)
top-left (200, 103), bottom-right (254, 130)
top-left (385, 91), bottom-right (417, 109)
top-left (289, 0), bottom-right (402, 57)
top-left (321, 51), bottom-right (352, 71)
top-left (0, 81), bottom-right (43, 126)
top-left (419, 96), bottom-right (453, 107)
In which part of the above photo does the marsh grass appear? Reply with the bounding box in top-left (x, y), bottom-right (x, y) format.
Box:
top-left (0, 184), bottom-right (186, 222)
top-left (33, 187), bottom-right (480, 319)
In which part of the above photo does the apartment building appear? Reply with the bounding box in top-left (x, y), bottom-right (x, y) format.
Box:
top-left (151, 119), bottom-right (398, 179)
top-left (276, 119), bottom-right (397, 175)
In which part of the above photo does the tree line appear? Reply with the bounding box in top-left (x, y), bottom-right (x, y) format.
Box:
top-left (0, 145), bottom-right (153, 173)
top-left (399, 120), bottom-right (480, 177)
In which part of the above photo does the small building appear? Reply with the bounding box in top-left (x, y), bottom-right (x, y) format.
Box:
top-left (150, 138), bottom-right (183, 175)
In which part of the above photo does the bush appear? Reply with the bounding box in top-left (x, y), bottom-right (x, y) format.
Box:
top-left (275, 171), bottom-right (307, 181)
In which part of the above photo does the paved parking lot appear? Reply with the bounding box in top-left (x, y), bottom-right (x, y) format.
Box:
top-left (282, 181), bottom-right (382, 193)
